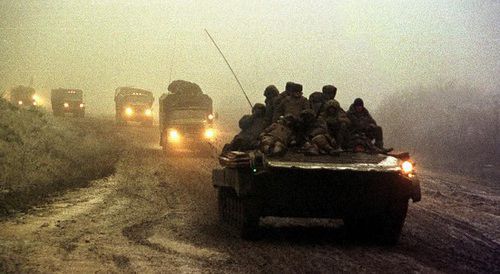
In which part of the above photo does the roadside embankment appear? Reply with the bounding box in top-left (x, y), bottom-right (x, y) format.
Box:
top-left (0, 99), bottom-right (123, 215)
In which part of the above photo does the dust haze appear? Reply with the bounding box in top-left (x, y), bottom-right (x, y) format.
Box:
top-left (1, 1), bottom-right (499, 168)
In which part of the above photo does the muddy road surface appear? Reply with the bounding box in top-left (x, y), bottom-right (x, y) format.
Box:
top-left (1, 119), bottom-right (498, 273)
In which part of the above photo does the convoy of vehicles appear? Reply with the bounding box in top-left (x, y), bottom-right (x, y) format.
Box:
top-left (213, 151), bottom-right (421, 244)
top-left (51, 88), bottom-right (85, 117)
top-left (159, 80), bottom-right (216, 153)
top-left (114, 87), bottom-right (154, 126)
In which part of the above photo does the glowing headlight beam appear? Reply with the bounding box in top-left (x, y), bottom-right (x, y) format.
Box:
top-left (79, 103), bottom-right (84, 108)
top-left (401, 161), bottom-right (413, 174)
top-left (145, 109), bottom-right (152, 116)
top-left (63, 102), bottom-right (69, 108)
top-left (18, 101), bottom-right (23, 105)
top-left (125, 107), bottom-right (134, 116)
top-left (168, 129), bottom-right (180, 143)
top-left (204, 128), bottom-right (216, 139)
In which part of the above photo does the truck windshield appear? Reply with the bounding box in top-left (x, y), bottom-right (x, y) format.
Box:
top-left (124, 95), bottom-right (152, 103)
top-left (63, 91), bottom-right (82, 100)
top-left (170, 109), bottom-right (207, 120)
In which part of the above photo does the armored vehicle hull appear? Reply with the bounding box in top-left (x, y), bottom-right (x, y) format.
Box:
top-left (213, 152), bottom-right (420, 243)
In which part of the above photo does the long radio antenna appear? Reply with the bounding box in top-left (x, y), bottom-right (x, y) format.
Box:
top-left (204, 29), bottom-right (252, 109)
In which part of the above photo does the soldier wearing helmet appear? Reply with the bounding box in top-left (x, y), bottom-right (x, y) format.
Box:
top-left (274, 83), bottom-right (310, 120)
top-left (347, 98), bottom-right (392, 153)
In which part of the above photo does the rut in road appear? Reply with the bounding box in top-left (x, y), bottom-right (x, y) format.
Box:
top-left (0, 123), bottom-right (499, 273)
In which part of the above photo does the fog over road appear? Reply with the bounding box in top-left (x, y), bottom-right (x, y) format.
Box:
top-left (0, 118), bottom-right (498, 273)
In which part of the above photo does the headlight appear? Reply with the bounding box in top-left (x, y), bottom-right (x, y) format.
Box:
top-left (168, 129), bottom-right (180, 143)
top-left (401, 161), bottom-right (413, 174)
top-left (145, 109), bottom-right (152, 116)
top-left (208, 114), bottom-right (214, 120)
top-left (125, 107), bottom-right (134, 116)
top-left (204, 128), bottom-right (216, 139)
top-left (64, 102), bottom-right (69, 108)
top-left (18, 101), bottom-right (23, 105)
top-left (79, 103), bottom-right (84, 108)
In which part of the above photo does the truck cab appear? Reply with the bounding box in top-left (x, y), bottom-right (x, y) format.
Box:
top-left (51, 88), bottom-right (85, 117)
top-left (114, 87), bottom-right (154, 126)
top-left (159, 81), bottom-right (215, 153)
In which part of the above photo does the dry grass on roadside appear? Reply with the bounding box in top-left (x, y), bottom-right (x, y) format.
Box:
top-left (0, 98), bottom-right (123, 214)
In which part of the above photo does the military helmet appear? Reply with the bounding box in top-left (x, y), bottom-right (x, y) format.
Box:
top-left (325, 99), bottom-right (341, 111)
top-left (263, 85), bottom-right (279, 98)
top-left (300, 109), bottom-right (316, 121)
top-left (238, 114), bottom-right (253, 130)
top-left (353, 98), bottom-right (364, 107)
top-left (309, 91), bottom-right (324, 103)
top-left (252, 103), bottom-right (266, 114)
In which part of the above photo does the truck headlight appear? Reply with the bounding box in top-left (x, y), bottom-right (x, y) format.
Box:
top-left (125, 107), bottom-right (134, 116)
top-left (18, 101), bottom-right (23, 105)
top-left (204, 128), bottom-right (216, 139)
top-left (64, 102), bottom-right (69, 108)
top-left (80, 103), bottom-right (84, 108)
top-left (168, 129), bottom-right (180, 143)
top-left (401, 161), bottom-right (413, 174)
top-left (208, 114), bottom-right (214, 120)
top-left (145, 109), bottom-right (152, 116)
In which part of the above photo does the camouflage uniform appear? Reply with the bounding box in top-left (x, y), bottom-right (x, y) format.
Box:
top-left (320, 100), bottom-right (351, 148)
top-left (297, 110), bottom-right (338, 155)
top-left (275, 83), bottom-right (310, 120)
top-left (346, 98), bottom-right (385, 150)
top-left (259, 114), bottom-right (295, 156)
top-left (223, 104), bottom-right (267, 153)
top-left (309, 91), bottom-right (325, 117)
top-left (263, 85), bottom-right (279, 124)
top-left (271, 82), bottom-right (294, 122)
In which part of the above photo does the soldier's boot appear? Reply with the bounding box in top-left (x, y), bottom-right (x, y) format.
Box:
top-left (305, 145), bottom-right (320, 156)
top-left (373, 126), bottom-right (393, 153)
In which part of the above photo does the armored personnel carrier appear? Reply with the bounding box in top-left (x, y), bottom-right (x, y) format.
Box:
top-left (213, 150), bottom-right (421, 244)
top-left (51, 88), bottom-right (85, 117)
top-left (114, 87), bottom-right (154, 126)
top-left (159, 80), bottom-right (215, 153)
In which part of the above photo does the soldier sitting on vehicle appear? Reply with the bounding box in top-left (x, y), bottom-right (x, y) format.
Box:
top-left (274, 82), bottom-right (310, 120)
top-left (347, 98), bottom-right (392, 153)
top-left (271, 81), bottom-right (295, 122)
top-left (263, 85), bottom-right (279, 125)
top-left (223, 104), bottom-right (268, 153)
top-left (259, 114), bottom-right (296, 156)
top-left (297, 109), bottom-right (340, 156)
top-left (320, 100), bottom-right (351, 149)
top-left (309, 91), bottom-right (325, 118)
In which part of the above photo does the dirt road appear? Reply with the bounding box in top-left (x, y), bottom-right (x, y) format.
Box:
top-left (1, 120), bottom-right (498, 273)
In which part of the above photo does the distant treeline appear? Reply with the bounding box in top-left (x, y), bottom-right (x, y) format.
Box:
top-left (377, 83), bottom-right (499, 179)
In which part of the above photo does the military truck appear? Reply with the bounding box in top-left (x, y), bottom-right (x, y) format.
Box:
top-left (4, 85), bottom-right (38, 107)
top-left (114, 87), bottom-right (154, 126)
top-left (213, 151), bottom-right (421, 244)
top-left (159, 80), bottom-right (215, 152)
top-left (51, 88), bottom-right (85, 117)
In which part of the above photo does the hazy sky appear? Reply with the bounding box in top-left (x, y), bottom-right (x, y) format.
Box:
top-left (1, 0), bottom-right (499, 114)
